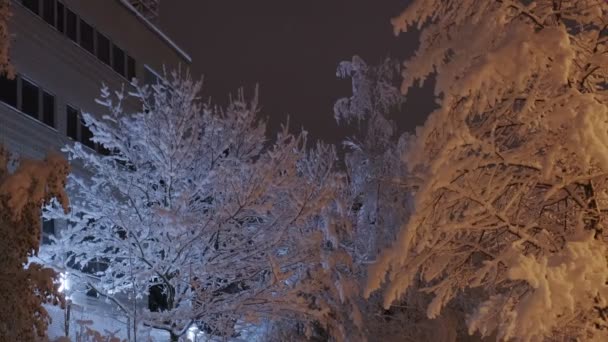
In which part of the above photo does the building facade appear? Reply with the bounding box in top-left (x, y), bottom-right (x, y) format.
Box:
top-left (0, 0), bottom-right (191, 240)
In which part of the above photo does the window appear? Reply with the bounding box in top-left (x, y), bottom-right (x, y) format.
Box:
top-left (127, 55), bottom-right (136, 81)
top-left (66, 105), bottom-right (78, 140)
top-left (22, 0), bottom-right (40, 15)
top-left (79, 19), bottom-right (95, 54)
top-left (81, 120), bottom-right (95, 149)
top-left (42, 0), bottom-right (55, 25)
top-left (144, 66), bottom-right (160, 85)
top-left (42, 219), bottom-right (55, 245)
top-left (42, 91), bottom-right (55, 127)
top-left (96, 32), bottom-right (110, 65)
top-left (21, 79), bottom-right (39, 118)
top-left (0, 75), bottom-right (17, 107)
top-left (98, 144), bottom-right (111, 156)
top-left (66, 8), bottom-right (77, 42)
top-left (22, 0), bottom-right (132, 80)
top-left (112, 44), bottom-right (125, 76)
top-left (5, 75), bottom-right (58, 127)
top-left (56, 1), bottom-right (64, 32)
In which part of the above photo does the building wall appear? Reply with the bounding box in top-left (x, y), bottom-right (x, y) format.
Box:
top-left (0, 0), bottom-right (190, 242)
top-left (0, 0), bottom-right (190, 161)
top-left (63, 0), bottom-right (189, 77)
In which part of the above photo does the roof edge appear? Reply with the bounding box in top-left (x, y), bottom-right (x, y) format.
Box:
top-left (117, 0), bottom-right (192, 64)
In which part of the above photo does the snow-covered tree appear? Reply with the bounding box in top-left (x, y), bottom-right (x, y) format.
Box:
top-left (365, 1), bottom-right (608, 341)
top-left (334, 56), bottom-right (410, 265)
top-left (0, 147), bottom-right (69, 341)
top-left (45, 71), bottom-right (357, 341)
top-left (333, 56), bottom-right (469, 341)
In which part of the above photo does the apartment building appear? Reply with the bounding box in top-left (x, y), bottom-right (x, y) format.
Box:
top-left (0, 0), bottom-right (191, 241)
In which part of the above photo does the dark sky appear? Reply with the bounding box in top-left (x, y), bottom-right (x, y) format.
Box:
top-left (159, 0), bottom-right (434, 144)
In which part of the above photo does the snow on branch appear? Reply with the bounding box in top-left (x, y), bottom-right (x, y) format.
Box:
top-left (366, 1), bottom-right (608, 340)
top-left (43, 70), bottom-right (357, 340)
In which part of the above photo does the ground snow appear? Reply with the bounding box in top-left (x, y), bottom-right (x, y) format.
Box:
top-left (45, 292), bottom-right (170, 341)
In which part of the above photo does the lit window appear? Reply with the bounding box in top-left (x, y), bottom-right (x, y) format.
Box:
top-left (112, 44), bottom-right (125, 76)
top-left (0, 75), bottom-right (17, 107)
top-left (21, 78), bottom-right (39, 119)
top-left (66, 8), bottom-right (77, 42)
top-left (66, 105), bottom-right (78, 140)
top-left (42, 0), bottom-right (55, 25)
top-left (79, 19), bottom-right (95, 54)
top-left (96, 32), bottom-right (110, 65)
top-left (42, 91), bottom-right (55, 127)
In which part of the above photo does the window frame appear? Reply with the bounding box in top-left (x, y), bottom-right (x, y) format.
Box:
top-left (80, 114), bottom-right (96, 149)
top-left (19, 0), bottom-right (135, 81)
top-left (65, 7), bottom-right (78, 42)
top-left (19, 76), bottom-right (41, 120)
top-left (42, 218), bottom-right (56, 245)
top-left (21, 0), bottom-right (40, 15)
top-left (112, 43), bottom-right (126, 76)
top-left (96, 31), bottom-right (111, 66)
top-left (143, 64), bottom-right (162, 85)
top-left (66, 104), bottom-right (79, 141)
top-left (0, 74), bottom-right (18, 108)
top-left (42, 0), bottom-right (55, 26)
top-left (79, 18), bottom-right (95, 55)
top-left (56, 1), bottom-right (64, 33)
top-left (42, 90), bottom-right (56, 128)
top-left (127, 55), bottom-right (136, 81)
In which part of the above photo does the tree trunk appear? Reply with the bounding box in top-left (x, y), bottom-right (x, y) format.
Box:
top-left (170, 331), bottom-right (179, 342)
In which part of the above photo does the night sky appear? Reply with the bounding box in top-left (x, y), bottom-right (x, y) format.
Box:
top-left (160, 0), bottom-right (434, 144)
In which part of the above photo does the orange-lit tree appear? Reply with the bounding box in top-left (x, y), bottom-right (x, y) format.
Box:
top-left (332, 56), bottom-right (466, 341)
top-left (0, 148), bottom-right (69, 341)
top-left (366, 1), bottom-right (608, 341)
top-left (0, 0), bottom-right (13, 78)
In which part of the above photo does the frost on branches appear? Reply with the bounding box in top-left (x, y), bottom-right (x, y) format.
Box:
top-left (365, 1), bottom-right (608, 341)
top-left (335, 56), bottom-right (410, 270)
top-left (0, 147), bottom-right (69, 341)
top-left (333, 57), bottom-right (458, 341)
top-left (44, 71), bottom-right (358, 340)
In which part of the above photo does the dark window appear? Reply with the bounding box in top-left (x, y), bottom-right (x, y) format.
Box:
top-left (144, 67), bottom-right (159, 85)
top-left (21, 79), bottom-right (39, 118)
top-left (127, 55), bottom-right (136, 81)
top-left (98, 144), bottom-right (111, 156)
top-left (56, 2), bottom-right (64, 33)
top-left (42, 219), bottom-right (55, 234)
top-left (0, 75), bottom-right (17, 107)
top-left (42, 0), bottom-right (55, 25)
top-left (42, 91), bottom-right (55, 127)
top-left (22, 0), bottom-right (40, 15)
top-left (42, 219), bottom-right (55, 245)
top-left (96, 32), bottom-right (110, 65)
top-left (79, 19), bottom-right (94, 54)
top-left (66, 105), bottom-right (78, 140)
top-left (66, 8), bottom-right (77, 42)
top-left (81, 120), bottom-right (95, 149)
top-left (112, 44), bottom-right (125, 76)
